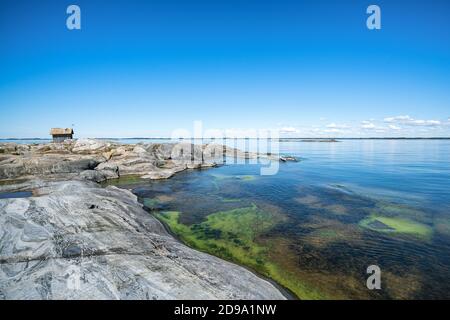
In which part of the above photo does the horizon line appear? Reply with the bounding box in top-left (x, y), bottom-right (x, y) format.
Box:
top-left (2, 137), bottom-right (450, 141)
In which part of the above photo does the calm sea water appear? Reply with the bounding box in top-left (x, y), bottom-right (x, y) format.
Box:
top-left (125, 139), bottom-right (450, 299)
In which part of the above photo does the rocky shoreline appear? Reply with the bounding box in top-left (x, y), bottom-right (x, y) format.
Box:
top-left (0, 139), bottom-right (286, 300)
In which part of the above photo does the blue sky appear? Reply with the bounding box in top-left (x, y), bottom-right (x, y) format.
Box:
top-left (1, 0), bottom-right (449, 138)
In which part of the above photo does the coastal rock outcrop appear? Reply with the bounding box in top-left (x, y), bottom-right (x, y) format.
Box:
top-left (0, 139), bottom-right (277, 183)
top-left (0, 180), bottom-right (285, 300)
top-left (0, 139), bottom-right (215, 182)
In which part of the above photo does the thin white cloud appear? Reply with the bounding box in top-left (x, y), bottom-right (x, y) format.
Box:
top-left (326, 123), bottom-right (349, 129)
top-left (279, 127), bottom-right (299, 134)
top-left (384, 115), bottom-right (441, 127)
top-left (273, 116), bottom-right (449, 138)
top-left (384, 115), bottom-right (413, 122)
top-left (324, 128), bottom-right (345, 133)
top-left (410, 120), bottom-right (441, 126)
top-left (361, 121), bottom-right (376, 129)
top-left (388, 124), bottom-right (402, 130)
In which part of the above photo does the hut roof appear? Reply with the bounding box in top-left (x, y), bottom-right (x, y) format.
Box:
top-left (50, 128), bottom-right (74, 135)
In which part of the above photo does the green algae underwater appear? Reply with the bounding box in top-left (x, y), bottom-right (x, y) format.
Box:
top-left (105, 140), bottom-right (450, 299)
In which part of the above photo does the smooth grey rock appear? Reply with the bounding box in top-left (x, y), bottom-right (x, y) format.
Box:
top-left (0, 181), bottom-right (285, 300)
top-left (72, 139), bottom-right (114, 154)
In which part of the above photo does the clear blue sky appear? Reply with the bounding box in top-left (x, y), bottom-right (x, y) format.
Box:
top-left (1, 0), bottom-right (449, 138)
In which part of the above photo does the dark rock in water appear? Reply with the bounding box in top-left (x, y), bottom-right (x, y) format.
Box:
top-left (300, 139), bottom-right (339, 143)
top-left (279, 156), bottom-right (298, 162)
top-left (279, 139), bottom-right (339, 143)
top-left (368, 219), bottom-right (395, 231)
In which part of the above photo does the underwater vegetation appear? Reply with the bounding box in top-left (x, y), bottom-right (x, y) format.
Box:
top-left (156, 206), bottom-right (272, 270)
top-left (156, 205), bottom-right (327, 299)
top-left (100, 175), bottom-right (145, 187)
top-left (211, 173), bottom-right (258, 182)
top-left (359, 214), bottom-right (433, 239)
top-left (148, 179), bottom-right (447, 299)
top-left (358, 202), bottom-right (434, 240)
top-left (110, 151), bottom-right (450, 300)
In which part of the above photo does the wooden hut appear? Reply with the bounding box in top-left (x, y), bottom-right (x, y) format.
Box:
top-left (50, 128), bottom-right (74, 143)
